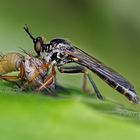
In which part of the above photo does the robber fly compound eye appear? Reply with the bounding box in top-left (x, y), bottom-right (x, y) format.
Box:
top-left (34, 37), bottom-right (43, 55)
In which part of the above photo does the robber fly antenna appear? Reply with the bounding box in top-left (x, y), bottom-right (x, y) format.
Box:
top-left (24, 25), bottom-right (45, 56)
top-left (24, 24), bottom-right (35, 41)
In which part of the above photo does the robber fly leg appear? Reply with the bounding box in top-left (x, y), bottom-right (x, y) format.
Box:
top-left (36, 65), bottom-right (56, 91)
top-left (28, 63), bottom-right (49, 84)
top-left (17, 63), bottom-right (50, 91)
top-left (58, 65), bottom-right (85, 73)
top-left (82, 72), bottom-right (91, 93)
top-left (86, 73), bottom-right (104, 100)
top-left (58, 66), bottom-right (104, 100)
top-left (58, 65), bottom-right (89, 91)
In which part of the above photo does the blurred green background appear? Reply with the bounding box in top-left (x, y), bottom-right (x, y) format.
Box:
top-left (0, 0), bottom-right (140, 139)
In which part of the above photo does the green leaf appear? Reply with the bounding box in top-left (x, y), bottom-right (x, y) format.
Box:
top-left (0, 81), bottom-right (140, 140)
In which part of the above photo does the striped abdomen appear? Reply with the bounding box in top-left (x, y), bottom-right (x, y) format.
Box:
top-left (96, 72), bottom-right (139, 103)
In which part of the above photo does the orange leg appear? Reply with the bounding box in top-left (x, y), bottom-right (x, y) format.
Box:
top-left (28, 63), bottom-right (49, 84)
top-left (0, 75), bottom-right (21, 81)
top-left (18, 62), bottom-right (25, 79)
top-left (37, 66), bottom-right (56, 91)
top-left (19, 63), bottom-right (50, 91)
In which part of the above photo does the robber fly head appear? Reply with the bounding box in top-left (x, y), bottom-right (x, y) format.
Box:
top-left (24, 25), bottom-right (53, 56)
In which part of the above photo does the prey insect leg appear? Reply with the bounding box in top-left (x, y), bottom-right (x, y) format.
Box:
top-left (0, 75), bottom-right (22, 88)
top-left (58, 66), bottom-right (104, 100)
top-left (0, 63), bottom-right (26, 88)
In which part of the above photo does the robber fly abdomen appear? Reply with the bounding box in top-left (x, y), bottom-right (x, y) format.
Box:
top-left (96, 71), bottom-right (138, 102)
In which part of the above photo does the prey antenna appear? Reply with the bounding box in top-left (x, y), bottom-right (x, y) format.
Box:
top-left (24, 24), bottom-right (35, 41)
top-left (19, 47), bottom-right (31, 56)
top-left (19, 47), bottom-right (35, 58)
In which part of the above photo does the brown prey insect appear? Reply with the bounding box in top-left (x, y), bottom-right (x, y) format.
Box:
top-left (23, 25), bottom-right (140, 104)
top-left (0, 52), bottom-right (57, 93)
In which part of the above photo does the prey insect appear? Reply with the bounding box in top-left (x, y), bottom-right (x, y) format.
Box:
top-left (24, 25), bottom-right (139, 103)
top-left (0, 52), bottom-right (58, 94)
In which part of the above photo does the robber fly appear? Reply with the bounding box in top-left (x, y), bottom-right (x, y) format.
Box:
top-left (24, 25), bottom-right (139, 103)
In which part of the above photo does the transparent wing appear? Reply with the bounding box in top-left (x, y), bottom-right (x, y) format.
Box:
top-left (65, 46), bottom-right (134, 90)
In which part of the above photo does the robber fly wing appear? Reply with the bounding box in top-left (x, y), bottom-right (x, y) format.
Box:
top-left (67, 47), bottom-right (132, 88)
top-left (65, 46), bottom-right (138, 99)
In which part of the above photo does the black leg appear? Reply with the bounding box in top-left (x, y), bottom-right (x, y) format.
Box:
top-left (58, 65), bottom-right (89, 91)
top-left (82, 72), bottom-right (89, 92)
top-left (58, 66), bottom-right (85, 73)
top-left (87, 73), bottom-right (103, 100)
top-left (58, 66), bottom-right (104, 100)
